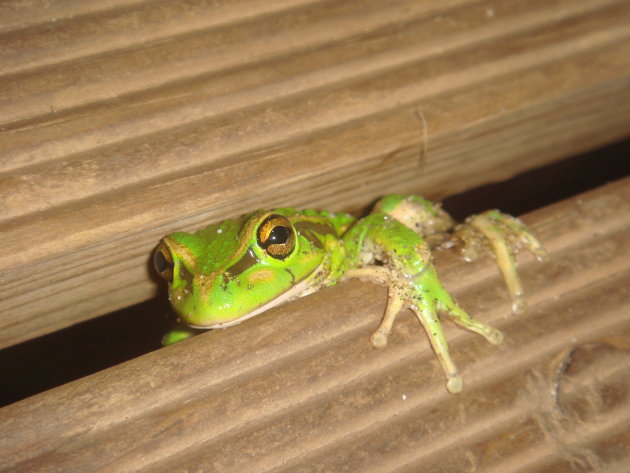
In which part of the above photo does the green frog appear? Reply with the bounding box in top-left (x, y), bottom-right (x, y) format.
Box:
top-left (154, 195), bottom-right (546, 393)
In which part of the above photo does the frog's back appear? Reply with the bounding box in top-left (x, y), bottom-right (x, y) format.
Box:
top-left (272, 207), bottom-right (357, 237)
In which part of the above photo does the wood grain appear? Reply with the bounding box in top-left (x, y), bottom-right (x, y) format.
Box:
top-left (1, 0), bottom-right (630, 347)
top-left (1, 176), bottom-right (628, 472)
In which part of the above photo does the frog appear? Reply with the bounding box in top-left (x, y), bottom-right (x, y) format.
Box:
top-left (154, 195), bottom-right (547, 394)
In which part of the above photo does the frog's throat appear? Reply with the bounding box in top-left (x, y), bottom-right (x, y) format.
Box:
top-left (188, 264), bottom-right (326, 330)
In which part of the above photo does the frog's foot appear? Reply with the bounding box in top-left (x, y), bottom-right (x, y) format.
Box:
top-left (411, 300), bottom-right (465, 394)
top-left (413, 301), bottom-right (503, 394)
top-left (162, 319), bottom-right (204, 346)
top-left (411, 288), bottom-right (504, 394)
top-left (455, 210), bottom-right (547, 314)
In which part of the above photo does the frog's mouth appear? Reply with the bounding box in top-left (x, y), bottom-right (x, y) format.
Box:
top-left (188, 265), bottom-right (326, 330)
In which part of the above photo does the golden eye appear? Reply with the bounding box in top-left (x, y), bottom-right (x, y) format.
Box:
top-left (154, 242), bottom-right (174, 282)
top-left (257, 214), bottom-right (295, 260)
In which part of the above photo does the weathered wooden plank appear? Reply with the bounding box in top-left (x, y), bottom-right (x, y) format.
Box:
top-left (1, 0), bottom-right (629, 347)
top-left (0, 177), bottom-right (628, 472)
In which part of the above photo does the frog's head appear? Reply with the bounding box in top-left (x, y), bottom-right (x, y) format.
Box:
top-left (154, 210), bottom-right (335, 328)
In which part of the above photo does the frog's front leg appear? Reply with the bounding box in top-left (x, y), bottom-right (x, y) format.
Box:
top-left (342, 215), bottom-right (503, 394)
top-left (455, 210), bottom-right (548, 314)
top-left (346, 264), bottom-right (502, 394)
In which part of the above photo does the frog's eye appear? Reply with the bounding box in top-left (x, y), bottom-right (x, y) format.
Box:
top-left (154, 242), bottom-right (174, 282)
top-left (257, 214), bottom-right (295, 260)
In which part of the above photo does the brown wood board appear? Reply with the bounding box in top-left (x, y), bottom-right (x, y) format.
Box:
top-left (0, 176), bottom-right (628, 472)
top-left (1, 0), bottom-right (630, 347)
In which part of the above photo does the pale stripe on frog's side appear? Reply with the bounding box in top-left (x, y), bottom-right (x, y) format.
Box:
top-left (155, 195), bottom-right (546, 394)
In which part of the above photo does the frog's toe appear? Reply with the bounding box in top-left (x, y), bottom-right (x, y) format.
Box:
top-left (518, 228), bottom-right (549, 262)
top-left (511, 297), bottom-right (528, 315)
top-left (535, 247), bottom-right (550, 262)
top-left (486, 328), bottom-right (504, 345)
top-left (446, 374), bottom-right (464, 394)
top-left (370, 330), bottom-right (389, 349)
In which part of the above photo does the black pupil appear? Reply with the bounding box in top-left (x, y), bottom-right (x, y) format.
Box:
top-left (269, 225), bottom-right (290, 244)
top-left (154, 250), bottom-right (172, 273)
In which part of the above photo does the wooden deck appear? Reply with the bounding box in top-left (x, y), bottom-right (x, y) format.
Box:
top-left (0, 0), bottom-right (629, 471)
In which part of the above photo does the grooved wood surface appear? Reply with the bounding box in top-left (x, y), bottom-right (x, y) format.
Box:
top-left (1, 0), bottom-right (630, 347)
top-left (1, 177), bottom-right (628, 472)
